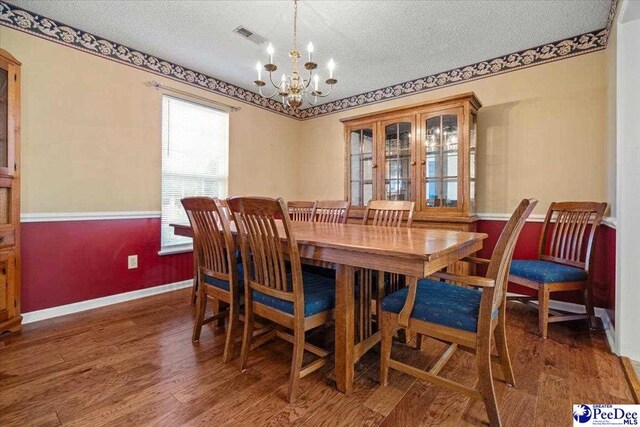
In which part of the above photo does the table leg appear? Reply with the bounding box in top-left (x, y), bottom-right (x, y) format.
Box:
top-left (335, 264), bottom-right (355, 394)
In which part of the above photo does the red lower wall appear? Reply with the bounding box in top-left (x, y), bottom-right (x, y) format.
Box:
top-left (477, 220), bottom-right (617, 315)
top-left (20, 218), bottom-right (193, 313)
top-left (20, 218), bottom-right (616, 318)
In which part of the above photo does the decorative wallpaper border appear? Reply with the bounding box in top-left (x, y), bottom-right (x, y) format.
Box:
top-left (0, 0), bottom-right (618, 120)
top-left (0, 1), bottom-right (298, 118)
top-left (297, 29), bottom-right (609, 119)
top-left (298, 0), bottom-right (618, 119)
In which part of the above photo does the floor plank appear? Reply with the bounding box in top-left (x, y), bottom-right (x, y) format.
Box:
top-left (0, 291), bottom-right (633, 426)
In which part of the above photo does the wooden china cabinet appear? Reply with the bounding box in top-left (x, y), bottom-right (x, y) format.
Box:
top-left (343, 92), bottom-right (481, 232)
top-left (0, 49), bottom-right (21, 335)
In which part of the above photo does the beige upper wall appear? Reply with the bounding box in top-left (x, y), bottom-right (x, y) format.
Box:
top-left (299, 51), bottom-right (609, 215)
top-left (0, 27), bottom-right (301, 213)
top-left (0, 26), bottom-right (613, 216)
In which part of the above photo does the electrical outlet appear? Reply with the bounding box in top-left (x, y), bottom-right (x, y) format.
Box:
top-left (128, 255), bottom-right (138, 269)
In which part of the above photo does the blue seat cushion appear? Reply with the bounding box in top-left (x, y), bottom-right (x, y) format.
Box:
top-left (253, 271), bottom-right (335, 317)
top-left (382, 279), bottom-right (492, 332)
top-left (510, 260), bottom-right (588, 284)
top-left (203, 263), bottom-right (244, 292)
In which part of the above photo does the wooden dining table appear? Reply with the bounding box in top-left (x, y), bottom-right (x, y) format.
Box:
top-left (172, 221), bottom-right (487, 394)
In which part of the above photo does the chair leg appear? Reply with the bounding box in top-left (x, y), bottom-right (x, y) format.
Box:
top-left (212, 299), bottom-right (226, 328)
top-left (494, 311), bottom-right (516, 387)
top-left (585, 280), bottom-right (596, 329)
top-left (287, 325), bottom-right (305, 403)
top-left (192, 288), bottom-right (206, 342)
top-left (538, 287), bottom-right (550, 339)
top-left (477, 337), bottom-right (502, 427)
top-left (376, 270), bottom-right (384, 327)
top-left (240, 303), bottom-right (255, 371)
top-left (191, 259), bottom-right (199, 305)
top-left (380, 313), bottom-right (393, 386)
top-left (223, 305), bottom-right (240, 363)
top-left (415, 333), bottom-right (423, 350)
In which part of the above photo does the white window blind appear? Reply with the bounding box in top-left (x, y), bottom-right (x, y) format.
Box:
top-left (161, 95), bottom-right (229, 250)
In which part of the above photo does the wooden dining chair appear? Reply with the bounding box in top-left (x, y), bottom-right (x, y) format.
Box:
top-left (380, 198), bottom-right (537, 427)
top-left (181, 197), bottom-right (242, 363)
top-left (362, 200), bottom-right (414, 228)
top-left (312, 200), bottom-right (351, 224)
top-left (287, 200), bottom-right (316, 222)
top-left (508, 201), bottom-right (607, 338)
top-left (228, 196), bottom-right (335, 402)
top-left (360, 200), bottom-right (415, 343)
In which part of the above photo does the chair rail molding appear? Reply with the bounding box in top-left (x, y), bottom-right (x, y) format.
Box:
top-left (478, 213), bottom-right (617, 229)
top-left (20, 211), bottom-right (162, 222)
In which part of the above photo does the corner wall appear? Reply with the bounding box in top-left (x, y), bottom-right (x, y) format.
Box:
top-left (0, 26), bottom-right (303, 312)
top-left (298, 52), bottom-right (608, 217)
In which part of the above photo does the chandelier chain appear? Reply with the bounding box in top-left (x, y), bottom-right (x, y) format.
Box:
top-left (293, 0), bottom-right (298, 51)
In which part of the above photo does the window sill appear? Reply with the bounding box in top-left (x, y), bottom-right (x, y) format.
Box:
top-left (158, 244), bottom-right (193, 256)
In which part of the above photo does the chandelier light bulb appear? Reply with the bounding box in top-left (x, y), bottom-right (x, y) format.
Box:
top-left (267, 42), bottom-right (274, 63)
top-left (256, 61), bottom-right (262, 80)
top-left (314, 74), bottom-right (319, 90)
top-left (307, 41), bottom-right (314, 62)
top-left (328, 58), bottom-right (335, 78)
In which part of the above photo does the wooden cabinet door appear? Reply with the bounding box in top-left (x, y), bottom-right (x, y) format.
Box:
top-left (346, 123), bottom-right (377, 207)
top-left (418, 107), bottom-right (465, 214)
top-left (0, 250), bottom-right (15, 322)
top-left (379, 116), bottom-right (417, 202)
top-left (0, 56), bottom-right (17, 177)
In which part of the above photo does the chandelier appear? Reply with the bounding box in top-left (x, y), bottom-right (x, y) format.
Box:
top-left (253, 0), bottom-right (337, 108)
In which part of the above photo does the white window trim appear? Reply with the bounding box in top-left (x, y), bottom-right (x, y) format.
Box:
top-left (160, 94), bottom-right (229, 252)
top-left (158, 243), bottom-right (193, 256)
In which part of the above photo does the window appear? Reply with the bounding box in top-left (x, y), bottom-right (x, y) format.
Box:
top-left (161, 95), bottom-right (229, 252)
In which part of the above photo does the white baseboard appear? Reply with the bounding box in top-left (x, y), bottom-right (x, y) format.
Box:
top-left (508, 293), bottom-right (616, 351)
top-left (21, 279), bottom-right (193, 324)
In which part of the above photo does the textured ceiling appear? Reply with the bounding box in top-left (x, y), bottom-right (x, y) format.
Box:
top-left (9, 0), bottom-right (611, 106)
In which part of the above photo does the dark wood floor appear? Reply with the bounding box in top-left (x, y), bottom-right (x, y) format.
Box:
top-left (0, 289), bottom-right (633, 426)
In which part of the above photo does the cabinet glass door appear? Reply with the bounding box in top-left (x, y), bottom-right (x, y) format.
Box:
top-left (383, 119), bottom-right (414, 201)
top-left (423, 110), bottom-right (461, 209)
top-left (0, 66), bottom-right (7, 172)
top-left (349, 126), bottom-right (375, 206)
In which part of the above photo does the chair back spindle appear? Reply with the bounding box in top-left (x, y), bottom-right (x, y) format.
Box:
top-left (538, 202), bottom-right (607, 272)
top-left (312, 200), bottom-right (351, 224)
top-left (485, 198), bottom-right (538, 311)
top-left (363, 200), bottom-right (415, 228)
top-left (229, 197), bottom-right (304, 311)
top-left (287, 201), bottom-right (316, 222)
top-left (181, 197), bottom-right (237, 282)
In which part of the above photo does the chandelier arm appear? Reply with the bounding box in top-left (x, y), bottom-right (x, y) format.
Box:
top-left (264, 86), bottom-right (281, 98)
top-left (314, 84), bottom-right (334, 98)
top-left (267, 71), bottom-right (283, 90)
top-left (303, 68), bottom-right (313, 90)
top-left (305, 92), bottom-right (319, 105)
